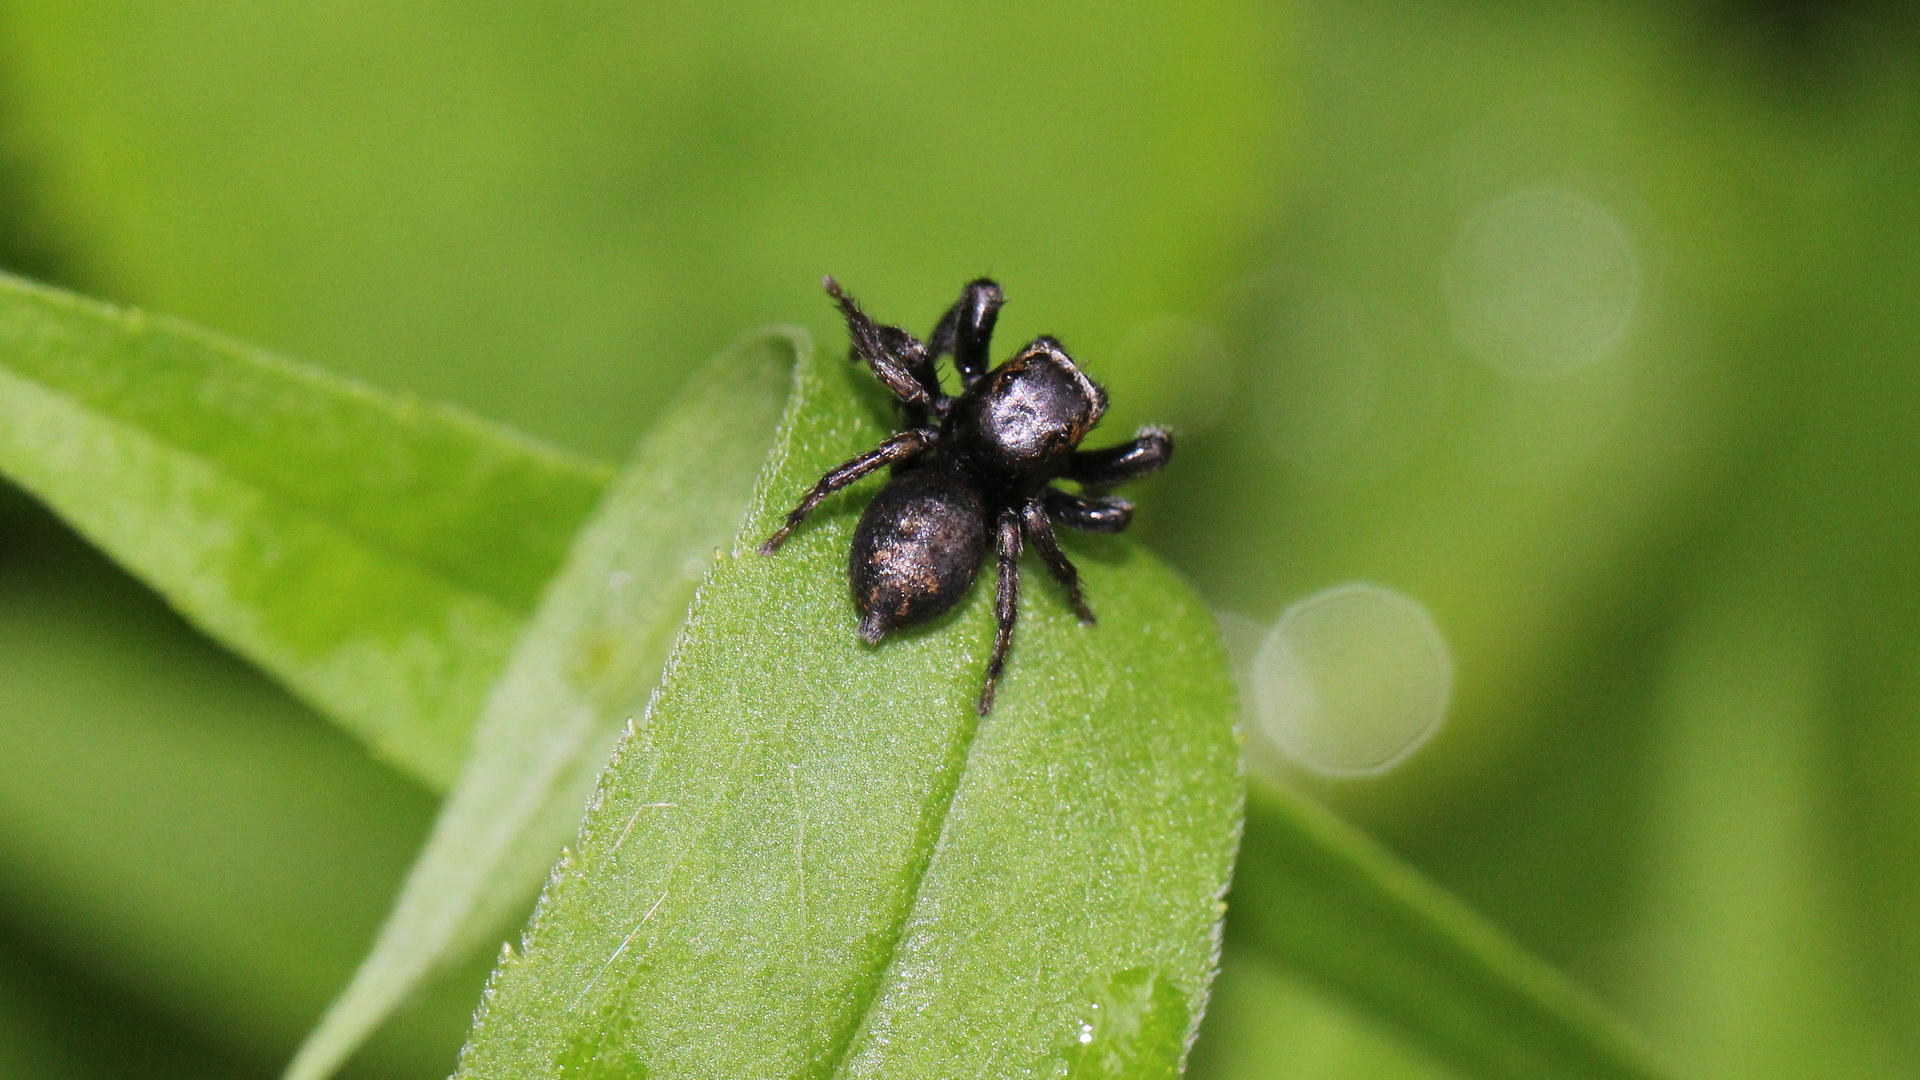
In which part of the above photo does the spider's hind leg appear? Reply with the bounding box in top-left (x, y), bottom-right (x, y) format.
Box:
top-left (757, 428), bottom-right (935, 554)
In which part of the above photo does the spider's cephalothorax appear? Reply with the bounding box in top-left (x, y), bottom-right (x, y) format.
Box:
top-left (759, 276), bottom-right (1173, 714)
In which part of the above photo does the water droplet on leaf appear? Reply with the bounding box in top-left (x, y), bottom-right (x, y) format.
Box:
top-left (1056, 968), bottom-right (1188, 1079)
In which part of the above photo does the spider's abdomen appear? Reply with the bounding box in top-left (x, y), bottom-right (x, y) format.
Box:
top-left (849, 462), bottom-right (987, 643)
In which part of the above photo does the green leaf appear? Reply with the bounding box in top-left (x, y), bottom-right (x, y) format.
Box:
top-left (0, 274), bottom-right (612, 786)
top-left (454, 340), bottom-right (1242, 1078)
top-left (1232, 783), bottom-right (1674, 1080)
top-left (285, 331), bottom-right (796, 1080)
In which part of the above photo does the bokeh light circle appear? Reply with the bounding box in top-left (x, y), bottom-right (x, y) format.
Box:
top-left (1250, 582), bottom-right (1453, 777)
top-left (1446, 186), bottom-right (1639, 377)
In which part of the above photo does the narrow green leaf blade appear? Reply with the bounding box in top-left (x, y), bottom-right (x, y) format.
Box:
top-left (1233, 783), bottom-right (1675, 1080)
top-left (454, 342), bottom-right (1242, 1078)
top-left (0, 275), bottom-right (611, 785)
top-left (284, 331), bottom-right (795, 1080)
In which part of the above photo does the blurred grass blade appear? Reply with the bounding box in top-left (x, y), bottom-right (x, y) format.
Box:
top-left (0, 275), bottom-right (611, 786)
top-left (453, 343), bottom-right (1242, 1079)
top-left (285, 332), bottom-right (797, 1080)
top-left (1233, 783), bottom-right (1675, 1080)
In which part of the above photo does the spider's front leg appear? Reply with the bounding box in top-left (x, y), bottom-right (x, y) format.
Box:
top-left (927, 278), bottom-right (1003, 389)
top-left (1063, 425), bottom-right (1172, 488)
top-left (757, 428), bottom-right (936, 554)
top-left (1022, 497), bottom-right (1094, 625)
top-left (824, 276), bottom-right (945, 416)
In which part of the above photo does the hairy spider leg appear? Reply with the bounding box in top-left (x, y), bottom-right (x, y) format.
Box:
top-left (1022, 498), bottom-right (1094, 625)
top-left (1063, 425), bottom-right (1172, 488)
top-left (877, 323), bottom-right (944, 421)
top-left (926, 278), bottom-right (1004, 389)
top-left (757, 428), bottom-right (937, 554)
top-left (1042, 489), bottom-right (1133, 533)
top-left (979, 507), bottom-right (1024, 715)
top-left (823, 276), bottom-right (944, 413)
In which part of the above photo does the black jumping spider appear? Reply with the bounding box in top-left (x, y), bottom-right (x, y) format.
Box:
top-left (759, 276), bottom-right (1172, 715)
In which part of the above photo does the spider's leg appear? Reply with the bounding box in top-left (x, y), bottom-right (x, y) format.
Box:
top-left (978, 507), bottom-right (1023, 716)
top-left (824, 276), bottom-right (945, 411)
top-left (1022, 497), bottom-right (1094, 625)
top-left (926, 278), bottom-right (1004, 388)
top-left (757, 428), bottom-right (935, 554)
top-left (877, 323), bottom-right (942, 420)
top-left (1063, 425), bottom-right (1172, 488)
top-left (1042, 487), bottom-right (1133, 534)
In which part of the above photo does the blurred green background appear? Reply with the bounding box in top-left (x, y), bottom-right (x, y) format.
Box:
top-left (1, 0), bottom-right (1916, 1077)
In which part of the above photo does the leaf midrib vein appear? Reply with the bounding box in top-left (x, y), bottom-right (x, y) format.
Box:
top-left (814, 696), bottom-right (989, 1080)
